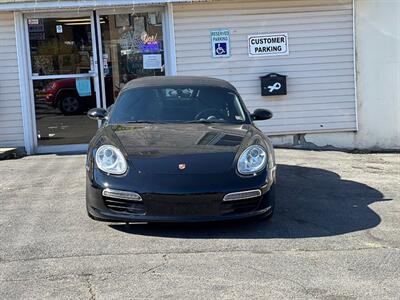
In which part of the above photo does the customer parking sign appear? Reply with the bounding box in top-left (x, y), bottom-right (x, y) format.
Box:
top-left (211, 29), bottom-right (230, 58)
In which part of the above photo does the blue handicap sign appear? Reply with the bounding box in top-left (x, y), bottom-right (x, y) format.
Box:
top-left (214, 42), bottom-right (228, 56)
top-left (211, 29), bottom-right (230, 58)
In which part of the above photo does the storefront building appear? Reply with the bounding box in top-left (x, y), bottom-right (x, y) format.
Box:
top-left (0, 0), bottom-right (398, 154)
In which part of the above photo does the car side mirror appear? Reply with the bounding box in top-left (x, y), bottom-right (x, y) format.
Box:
top-left (251, 109), bottom-right (273, 121)
top-left (87, 108), bottom-right (108, 120)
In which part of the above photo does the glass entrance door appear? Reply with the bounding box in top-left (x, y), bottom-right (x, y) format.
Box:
top-left (98, 11), bottom-right (165, 106)
top-left (26, 10), bottom-right (166, 152)
top-left (27, 14), bottom-right (100, 150)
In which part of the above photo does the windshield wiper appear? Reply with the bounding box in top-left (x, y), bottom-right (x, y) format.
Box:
top-left (185, 120), bottom-right (226, 124)
top-left (126, 120), bottom-right (164, 124)
top-left (126, 120), bottom-right (227, 124)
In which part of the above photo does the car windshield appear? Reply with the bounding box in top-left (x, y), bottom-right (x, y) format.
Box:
top-left (108, 86), bottom-right (248, 124)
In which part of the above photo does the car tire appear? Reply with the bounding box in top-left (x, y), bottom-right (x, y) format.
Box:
top-left (59, 93), bottom-right (81, 115)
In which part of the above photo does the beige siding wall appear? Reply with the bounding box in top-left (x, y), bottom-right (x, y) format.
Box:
top-left (173, 0), bottom-right (356, 135)
top-left (303, 0), bottom-right (400, 150)
top-left (0, 12), bottom-right (24, 147)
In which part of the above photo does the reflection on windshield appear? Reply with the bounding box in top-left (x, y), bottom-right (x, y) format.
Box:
top-left (109, 86), bottom-right (248, 124)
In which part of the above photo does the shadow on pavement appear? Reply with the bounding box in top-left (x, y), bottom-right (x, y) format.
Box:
top-left (109, 164), bottom-right (389, 239)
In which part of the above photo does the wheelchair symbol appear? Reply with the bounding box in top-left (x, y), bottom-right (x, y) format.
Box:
top-left (214, 43), bottom-right (227, 56)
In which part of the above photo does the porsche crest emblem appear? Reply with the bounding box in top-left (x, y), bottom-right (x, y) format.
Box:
top-left (178, 163), bottom-right (186, 170)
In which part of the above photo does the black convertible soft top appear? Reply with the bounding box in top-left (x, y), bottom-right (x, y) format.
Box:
top-left (122, 76), bottom-right (237, 92)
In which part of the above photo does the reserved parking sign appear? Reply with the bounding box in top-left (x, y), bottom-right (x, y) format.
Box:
top-left (248, 33), bottom-right (289, 57)
top-left (211, 29), bottom-right (230, 58)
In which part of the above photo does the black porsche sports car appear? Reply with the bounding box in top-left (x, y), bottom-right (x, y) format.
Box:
top-left (86, 76), bottom-right (276, 222)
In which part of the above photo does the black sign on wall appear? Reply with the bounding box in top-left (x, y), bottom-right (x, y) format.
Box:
top-left (260, 73), bottom-right (287, 96)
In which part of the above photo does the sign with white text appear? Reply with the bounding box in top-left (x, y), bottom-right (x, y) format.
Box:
top-left (248, 33), bottom-right (289, 57)
top-left (211, 29), bottom-right (230, 58)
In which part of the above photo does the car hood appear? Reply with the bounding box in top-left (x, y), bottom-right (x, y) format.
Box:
top-left (101, 123), bottom-right (263, 175)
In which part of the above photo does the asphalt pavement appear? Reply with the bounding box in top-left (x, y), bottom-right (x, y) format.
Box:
top-left (0, 149), bottom-right (399, 299)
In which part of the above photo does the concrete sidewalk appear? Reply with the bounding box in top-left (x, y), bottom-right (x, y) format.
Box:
top-left (0, 149), bottom-right (399, 299)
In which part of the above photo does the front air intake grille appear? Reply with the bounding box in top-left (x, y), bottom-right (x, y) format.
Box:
top-left (104, 198), bottom-right (145, 214)
top-left (220, 197), bottom-right (261, 215)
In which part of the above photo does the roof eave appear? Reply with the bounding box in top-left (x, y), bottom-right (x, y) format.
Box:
top-left (0, 0), bottom-right (203, 12)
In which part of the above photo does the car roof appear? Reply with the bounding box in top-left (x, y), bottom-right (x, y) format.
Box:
top-left (121, 76), bottom-right (238, 92)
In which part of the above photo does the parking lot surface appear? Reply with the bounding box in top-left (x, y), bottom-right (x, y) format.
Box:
top-left (0, 149), bottom-right (399, 299)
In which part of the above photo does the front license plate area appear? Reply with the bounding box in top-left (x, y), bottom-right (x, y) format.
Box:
top-left (144, 195), bottom-right (219, 217)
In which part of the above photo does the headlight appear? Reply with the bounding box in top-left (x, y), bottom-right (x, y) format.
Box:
top-left (95, 145), bottom-right (127, 175)
top-left (237, 145), bottom-right (267, 175)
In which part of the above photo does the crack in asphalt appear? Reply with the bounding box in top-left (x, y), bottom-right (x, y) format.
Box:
top-left (1, 272), bottom-right (97, 299)
top-left (241, 264), bottom-right (357, 299)
top-left (141, 254), bottom-right (168, 274)
top-left (365, 230), bottom-right (400, 248)
top-left (0, 246), bottom-right (399, 266)
top-left (87, 277), bottom-right (96, 300)
top-left (239, 264), bottom-right (310, 296)
top-left (1, 272), bottom-right (110, 284)
top-left (1, 261), bottom-right (361, 299)
top-left (141, 263), bottom-right (166, 275)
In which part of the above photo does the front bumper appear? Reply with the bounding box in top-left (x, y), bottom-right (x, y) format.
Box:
top-left (86, 179), bottom-right (275, 223)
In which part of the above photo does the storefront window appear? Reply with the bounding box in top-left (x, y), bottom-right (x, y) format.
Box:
top-left (28, 17), bottom-right (93, 76)
top-left (26, 11), bottom-right (165, 149)
top-left (100, 12), bottom-right (165, 105)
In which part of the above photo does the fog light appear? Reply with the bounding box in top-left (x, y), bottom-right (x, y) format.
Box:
top-left (223, 189), bottom-right (261, 201)
top-left (102, 188), bottom-right (142, 201)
